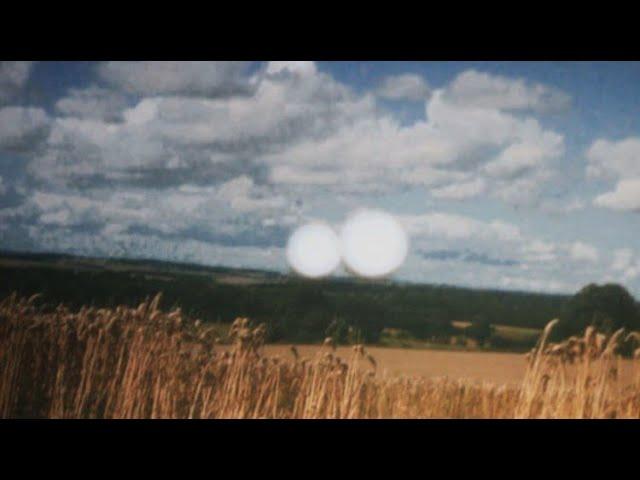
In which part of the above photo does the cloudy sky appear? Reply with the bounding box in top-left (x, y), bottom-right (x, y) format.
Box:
top-left (1, 61), bottom-right (640, 295)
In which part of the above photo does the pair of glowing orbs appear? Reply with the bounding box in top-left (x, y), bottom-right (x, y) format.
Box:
top-left (286, 210), bottom-right (409, 279)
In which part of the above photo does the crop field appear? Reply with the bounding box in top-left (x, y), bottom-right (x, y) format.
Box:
top-left (3, 293), bottom-right (640, 419)
top-left (256, 345), bottom-right (529, 384)
top-left (253, 345), bottom-right (636, 386)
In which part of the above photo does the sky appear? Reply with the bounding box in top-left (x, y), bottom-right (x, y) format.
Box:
top-left (1, 60), bottom-right (640, 295)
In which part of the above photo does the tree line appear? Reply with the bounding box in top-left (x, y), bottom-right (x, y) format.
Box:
top-left (2, 254), bottom-right (639, 350)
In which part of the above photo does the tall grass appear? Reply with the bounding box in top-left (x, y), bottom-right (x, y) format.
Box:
top-left (1, 293), bottom-right (639, 418)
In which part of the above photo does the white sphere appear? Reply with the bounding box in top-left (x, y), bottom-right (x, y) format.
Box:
top-left (340, 209), bottom-right (409, 278)
top-left (286, 222), bottom-right (341, 278)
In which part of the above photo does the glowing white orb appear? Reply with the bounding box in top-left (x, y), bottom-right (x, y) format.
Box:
top-left (340, 209), bottom-right (409, 278)
top-left (286, 222), bottom-right (340, 278)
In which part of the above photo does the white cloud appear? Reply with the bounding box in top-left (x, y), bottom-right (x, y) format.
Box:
top-left (0, 107), bottom-right (50, 152)
top-left (399, 212), bottom-right (523, 242)
top-left (98, 61), bottom-right (252, 97)
top-left (523, 240), bottom-right (557, 263)
top-left (264, 85), bottom-right (565, 204)
top-left (586, 137), bottom-right (640, 212)
top-left (0, 61), bottom-right (34, 105)
top-left (587, 137), bottom-right (640, 180)
top-left (431, 178), bottom-right (486, 199)
top-left (214, 176), bottom-right (287, 213)
top-left (30, 62), bottom-right (374, 186)
top-left (395, 212), bottom-right (608, 293)
top-left (483, 140), bottom-right (563, 179)
top-left (28, 176), bottom-right (291, 232)
top-left (16, 63), bottom-right (567, 209)
top-left (55, 86), bottom-right (128, 122)
top-left (376, 74), bottom-right (430, 101)
top-left (612, 248), bottom-right (633, 271)
top-left (265, 61), bottom-right (317, 77)
top-left (1, 62), bottom-right (605, 295)
top-left (12, 169), bottom-right (298, 260)
top-left (443, 69), bottom-right (571, 112)
top-left (594, 178), bottom-right (640, 211)
top-left (570, 241), bottom-right (599, 263)
top-left (392, 215), bottom-right (596, 295)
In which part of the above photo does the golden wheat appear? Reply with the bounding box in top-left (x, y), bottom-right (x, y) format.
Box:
top-left (1, 294), bottom-right (640, 418)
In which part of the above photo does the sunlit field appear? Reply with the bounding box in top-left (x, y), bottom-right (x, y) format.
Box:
top-left (258, 345), bottom-right (529, 384)
top-left (257, 345), bottom-right (639, 388)
top-left (3, 293), bottom-right (640, 419)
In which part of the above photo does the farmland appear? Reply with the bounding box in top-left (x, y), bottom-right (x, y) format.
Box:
top-left (2, 293), bottom-right (640, 418)
top-left (3, 251), bottom-right (640, 418)
top-left (261, 345), bottom-right (529, 384)
top-left (0, 250), bottom-right (564, 351)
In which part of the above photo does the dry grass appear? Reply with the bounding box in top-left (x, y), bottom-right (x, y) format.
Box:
top-left (2, 294), bottom-right (640, 419)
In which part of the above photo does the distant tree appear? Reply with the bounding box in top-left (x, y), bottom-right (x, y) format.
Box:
top-left (553, 283), bottom-right (640, 341)
top-left (425, 316), bottom-right (455, 340)
top-left (465, 316), bottom-right (494, 345)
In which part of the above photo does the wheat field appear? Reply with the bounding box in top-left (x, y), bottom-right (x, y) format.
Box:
top-left (2, 293), bottom-right (640, 419)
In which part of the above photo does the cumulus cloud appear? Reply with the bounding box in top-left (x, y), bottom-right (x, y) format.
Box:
top-left (215, 175), bottom-right (287, 212)
top-left (376, 74), bottom-right (430, 101)
top-left (98, 61), bottom-right (253, 97)
top-left (443, 69), bottom-right (571, 113)
top-left (0, 61), bottom-right (33, 105)
top-left (265, 81), bottom-right (565, 204)
top-left (1, 61), bottom-right (609, 294)
top-left (12, 64), bottom-right (567, 209)
top-left (55, 86), bottom-right (129, 122)
top-left (24, 175), bottom-right (292, 237)
top-left (570, 241), bottom-right (599, 263)
top-left (483, 140), bottom-right (563, 179)
top-left (0, 107), bottom-right (50, 153)
top-left (393, 211), bottom-right (609, 293)
top-left (0, 172), bottom-right (300, 271)
top-left (391, 211), bottom-right (599, 294)
top-left (594, 178), bottom-right (640, 211)
top-left (587, 137), bottom-right (640, 211)
top-left (587, 137), bottom-right (640, 180)
top-left (29, 61), bottom-right (375, 189)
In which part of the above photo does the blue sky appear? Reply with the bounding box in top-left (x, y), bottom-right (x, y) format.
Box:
top-left (1, 61), bottom-right (640, 295)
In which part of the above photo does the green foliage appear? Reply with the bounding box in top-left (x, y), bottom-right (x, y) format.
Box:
top-left (0, 252), bottom-right (577, 348)
top-left (554, 283), bottom-right (640, 341)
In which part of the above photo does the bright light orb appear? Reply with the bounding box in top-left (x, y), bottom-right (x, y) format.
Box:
top-left (340, 209), bottom-right (409, 278)
top-left (286, 222), bottom-right (340, 278)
